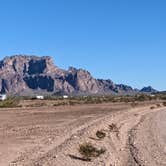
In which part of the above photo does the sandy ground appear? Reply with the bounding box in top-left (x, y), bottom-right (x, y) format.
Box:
top-left (0, 102), bottom-right (165, 166)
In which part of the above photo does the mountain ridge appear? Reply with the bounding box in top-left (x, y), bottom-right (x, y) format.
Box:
top-left (0, 55), bottom-right (157, 95)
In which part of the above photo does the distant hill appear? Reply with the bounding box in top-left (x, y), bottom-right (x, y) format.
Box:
top-left (140, 86), bottom-right (158, 93)
top-left (0, 55), bottom-right (158, 95)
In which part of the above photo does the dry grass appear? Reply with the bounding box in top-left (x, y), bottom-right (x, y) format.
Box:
top-left (109, 123), bottom-right (119, 132)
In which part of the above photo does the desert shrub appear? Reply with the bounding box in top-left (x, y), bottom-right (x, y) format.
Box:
top-left (109, 123), bottom-right (119, 132)
top-left (150, 106), bottom-right (155, 109)
top-left (79, 142), bottom-right (106, 161)
top-left (68, 100), bottom-right (79, 106)
top-left (119, 97), bottom-right (130, 103)
top-left (96, 130), bottom-right (106, 139)
top-left (26, 102), bottom-right (46, 107)
top-left (68, 101), bottom-right (75, 105)
top-left (135, 94), bottom-right (148, 101)
top-left (53, 102), bottom-right (67, 106)
top-left (131, 102), bottom-right (138, 107)
top-left (103, 96), bottom-right (115, 103)
top-left (161, 96), bottom-right (166, 100)
top-left (14, 96), bottom-right (28, 100)
top-left (156, 104), bottom-right (161, 107)
top-left (156, 93), bottom-right (166, 100)
top-left (163, 102), bottom-right (166, 106)
top-left (0, 98), bottom-right (20, 108)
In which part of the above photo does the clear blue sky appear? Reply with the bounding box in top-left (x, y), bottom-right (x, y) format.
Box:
top-left (0, 0), bottom-right (165, 90)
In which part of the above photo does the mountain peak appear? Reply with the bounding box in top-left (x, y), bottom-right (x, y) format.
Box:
top-left (140, 86), bottom-right (157, 93)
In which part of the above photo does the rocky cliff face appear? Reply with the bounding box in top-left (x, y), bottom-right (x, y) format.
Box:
top-left (0, 55), bottom-right (155, 95)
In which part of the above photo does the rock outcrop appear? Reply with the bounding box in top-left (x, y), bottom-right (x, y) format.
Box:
top-left (0, 55), bottom-right (156, 95)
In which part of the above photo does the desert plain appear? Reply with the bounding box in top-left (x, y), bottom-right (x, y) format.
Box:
top-left (0, 99), bottom-right (165, 166)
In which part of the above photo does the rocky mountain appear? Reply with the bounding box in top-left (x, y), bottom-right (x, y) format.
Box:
top-left (140, 86), bottom-right (157, 93)
top-left (0, 55), bottom-right (156, 95)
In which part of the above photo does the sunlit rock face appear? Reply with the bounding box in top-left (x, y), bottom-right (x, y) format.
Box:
top-left (0, 55), bottom-right (57, 94)
top-left (0, 55), bottom-right (149, 95)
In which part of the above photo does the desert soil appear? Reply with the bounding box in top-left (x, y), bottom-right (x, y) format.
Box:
top-left (0, 102), bottom-right (165, 166)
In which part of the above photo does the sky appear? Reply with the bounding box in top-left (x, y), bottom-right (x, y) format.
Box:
top-left (0, 0), bottom-right (165, 90)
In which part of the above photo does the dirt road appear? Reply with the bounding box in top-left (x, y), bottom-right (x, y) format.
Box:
top-left (0, 103), bottom-right (165, 166)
